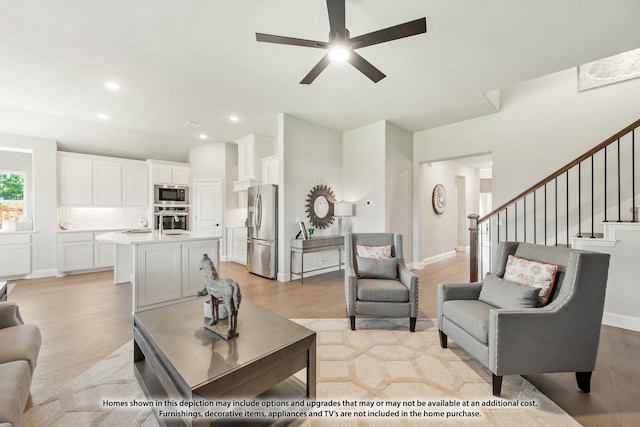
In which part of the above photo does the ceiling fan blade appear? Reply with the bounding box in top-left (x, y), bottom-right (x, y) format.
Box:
top-left (300, 54), bottom-right (332, 84)
top-left (349, 17), bottom-right (426, 49)
top-left (256, 33), bottom-right (328, 49)
top-left (326, 0), bottom-right (346, 38)
top-left (347, 51), bottom-right (386, 83)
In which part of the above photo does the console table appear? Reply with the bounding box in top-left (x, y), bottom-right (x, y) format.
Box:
top-left (290, 235), bottom-right (344, 283)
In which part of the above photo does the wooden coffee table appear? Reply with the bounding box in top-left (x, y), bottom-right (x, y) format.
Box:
top-left (133, 298), bottom-right (316, 426)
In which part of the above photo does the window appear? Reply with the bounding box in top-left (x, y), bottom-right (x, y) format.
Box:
top-left (0, 172), bottom-right (25, 229)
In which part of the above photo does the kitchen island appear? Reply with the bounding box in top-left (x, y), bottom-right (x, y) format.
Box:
top-left (96, 230), bottom-right (221, 313)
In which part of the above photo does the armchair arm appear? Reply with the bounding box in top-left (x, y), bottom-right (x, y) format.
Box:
top-left (398, 263), bottom-right (419, 317)
top-left (0, 302), bottom-right (25, 329)
top-left (438, 282), bottom-right (483, 302)
top-left (437, 282), bottom-right (483, 330)
top-left (344, 266), bottom-right (358, 316)
top-left (489, 306), bottom-right (601, 375)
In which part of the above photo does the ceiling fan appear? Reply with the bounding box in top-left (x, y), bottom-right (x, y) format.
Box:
top-left (255, 0), bottom-right (427, 84)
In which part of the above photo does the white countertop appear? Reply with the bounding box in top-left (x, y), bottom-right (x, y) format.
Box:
top-left (0, 230), bottom-right (38, 235)
top-left (58, 227), bottom-right (128, 233)
top-left (95, 230), bottom-right (221, 245)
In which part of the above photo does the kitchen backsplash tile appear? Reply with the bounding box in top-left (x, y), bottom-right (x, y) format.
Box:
top-left (57, 207), bottom-right (149, 230)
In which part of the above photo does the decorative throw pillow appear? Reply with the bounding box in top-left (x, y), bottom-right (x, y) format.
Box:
top-left (478, 273), bottom-right (539, 309)
top-left (357, 256), bottom-right (398, 279)
top-left (503, 255), bottom-right (559, 306)
top-left (356, 244), bottom-right (392, 259)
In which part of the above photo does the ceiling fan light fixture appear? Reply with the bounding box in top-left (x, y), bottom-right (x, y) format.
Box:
top-left (104, 81), bottom-right (120, 91)
top-left (328, 43), bottom-right (350, 61)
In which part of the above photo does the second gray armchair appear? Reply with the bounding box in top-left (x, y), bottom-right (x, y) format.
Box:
top-left (345, 233), bottom-right (419, 331)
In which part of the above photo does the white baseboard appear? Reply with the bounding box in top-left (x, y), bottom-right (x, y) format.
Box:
top-left (602, 311), bottom-right (640, 332)
top-left (27, 269), bottom-right (58, 279)
top-left (414, 251), bottom-right (457, 269)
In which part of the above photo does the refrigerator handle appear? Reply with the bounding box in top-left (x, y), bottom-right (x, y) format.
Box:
top-left (256, 193), bottom-right (262, 231)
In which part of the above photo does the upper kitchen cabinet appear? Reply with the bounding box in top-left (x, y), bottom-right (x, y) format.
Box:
top-left (58, 152), bottom-right (148, 207)
top-left (122, 163), bottom-right (149, 206)
top-left (59, 154), bottom-right (93, 205)
top-left (148, 160), bottom-right (191, 186)
top-left (233, 133), bottom-right (273, 193)
top-left (260, 154), bottom-right (279, 185)
top-left (93, 160), bottom-right (122, 205)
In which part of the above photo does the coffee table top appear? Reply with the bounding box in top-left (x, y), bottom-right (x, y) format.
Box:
top-left (134, 298), bottom-right (315, 390)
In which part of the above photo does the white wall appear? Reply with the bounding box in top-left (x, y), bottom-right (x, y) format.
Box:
top-left (343, 121), bottom-right (386, 232)
top-left (187, 142), bottom-right (241, 225)
top-left (418, 160), bottom-right (479, 261)
top-left (0, 133), bottom-right (58, 277)
top-left (385, 122), bottom-right (413, 262)
top-left (413, 66), bottom-right (640, 328)
top-left (278, 114), bottom-right (343, 281)
top-left (414, 67), bottom-right (640, 208)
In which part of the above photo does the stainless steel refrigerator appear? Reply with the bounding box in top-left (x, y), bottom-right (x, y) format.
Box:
top-left (247, 184), bottom-right (277, 279)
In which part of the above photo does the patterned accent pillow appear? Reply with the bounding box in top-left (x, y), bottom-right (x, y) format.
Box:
top-left (503, 255), bottom-right (559, 306)
top-left (356, 244), bottom-right (392, 259)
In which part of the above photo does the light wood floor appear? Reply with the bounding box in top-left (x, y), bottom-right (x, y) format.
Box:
top-left (10, 253), bottom-right (640, 427)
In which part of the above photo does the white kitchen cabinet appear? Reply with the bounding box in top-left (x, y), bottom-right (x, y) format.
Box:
top-left (58, 231), bottom-right (121, 273)
top-left (0, 234), bottom-right (32, 278)
top-left (149, 160), bottom-right (191, 185)
top-left (235, 133), bottom-right (272, 181)
top-left (59, 155), bottom-right (93, 205)
top-left (93, 160), bottom-right (122, 205)
top-left (59, 152), bottom-right (148, 207)
top-left (58, 232), bottom-right (94, 272)
top-left (135, 243), bottom-right (182, 307)
top-left (228, 226), bottom-right (247, 265)
top-left (181, 240), bottom-right (220, 297)
top-left (261, 154), bottom-right (279, 185)
top-left (122, 163), bottom-right (149, 206)
top-left (94, 233), bottom-right (115, 269)
top-left (151, 164), bottom-right (172, 184)
top-left (172, 166), bottom-right (190, 185)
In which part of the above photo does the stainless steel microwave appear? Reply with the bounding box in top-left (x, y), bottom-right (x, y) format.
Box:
top-left (154, 185), bottom-right (189, 205)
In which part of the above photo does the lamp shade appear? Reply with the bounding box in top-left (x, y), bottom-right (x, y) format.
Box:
top-left (334, 201), bottom-right (353, 217)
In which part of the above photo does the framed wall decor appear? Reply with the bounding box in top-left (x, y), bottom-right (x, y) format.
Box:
top-left (298, 221), bottom-right (310, 240)
top-left (432, 184), bottom-right (446, 215)
top-left (305, 184), bottom-right (336, 229)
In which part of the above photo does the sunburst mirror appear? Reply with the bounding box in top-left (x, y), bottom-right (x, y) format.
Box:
top-left (305, 184), bottom-right (336, 229)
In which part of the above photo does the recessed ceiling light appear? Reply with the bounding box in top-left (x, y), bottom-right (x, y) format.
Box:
top-left (104, 82), bottom-right (120, 91)
top-left (229, 116), bottom-right (239, 122)
top-left (184, 120), bottom-right (202, 128)
top-left (199, 134), bottom-right (208, 140)
top-left (97, 113), bottom-right (109, 120)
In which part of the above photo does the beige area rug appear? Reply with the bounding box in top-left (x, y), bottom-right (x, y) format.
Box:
top-left (23, 318), bottom-right (579, 426)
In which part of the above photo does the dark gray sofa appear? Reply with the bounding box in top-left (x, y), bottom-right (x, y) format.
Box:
top-left (438, 241), bottom-right (610, 396)
top-left (0, 302), bottom-right (42, 427)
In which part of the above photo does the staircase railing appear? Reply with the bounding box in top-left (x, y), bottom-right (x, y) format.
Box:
top-left (469, 118), bottom-right (640, 282)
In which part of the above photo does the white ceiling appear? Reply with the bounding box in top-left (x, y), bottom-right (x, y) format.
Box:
top-left (1, 0), bottom-right (639, 161)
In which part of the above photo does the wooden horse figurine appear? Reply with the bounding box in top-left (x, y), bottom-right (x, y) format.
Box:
top-left (199, 253), bottom-right (242, 339)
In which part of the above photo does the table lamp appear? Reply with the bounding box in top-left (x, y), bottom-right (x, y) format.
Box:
top-left (334, 201), bottom-right (354, 235)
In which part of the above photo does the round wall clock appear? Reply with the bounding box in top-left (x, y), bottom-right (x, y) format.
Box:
top-left (432, 184), bottom-right (446, 215)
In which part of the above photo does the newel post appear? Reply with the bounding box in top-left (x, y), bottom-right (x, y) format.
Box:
top-left (468, 214), bottom-right (479, 283)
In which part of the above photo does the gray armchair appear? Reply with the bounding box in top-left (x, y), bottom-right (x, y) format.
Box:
top-left (345, 233), bottom-right (419, 332)
top-left (438, 241), bottom-right (610, 396)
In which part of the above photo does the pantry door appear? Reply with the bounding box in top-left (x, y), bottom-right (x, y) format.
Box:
top-left (193, 180), bottom-right (223, 237)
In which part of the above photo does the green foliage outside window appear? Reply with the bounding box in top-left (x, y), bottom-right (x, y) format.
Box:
top-left (0, 174), bottom-right (24, 200)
